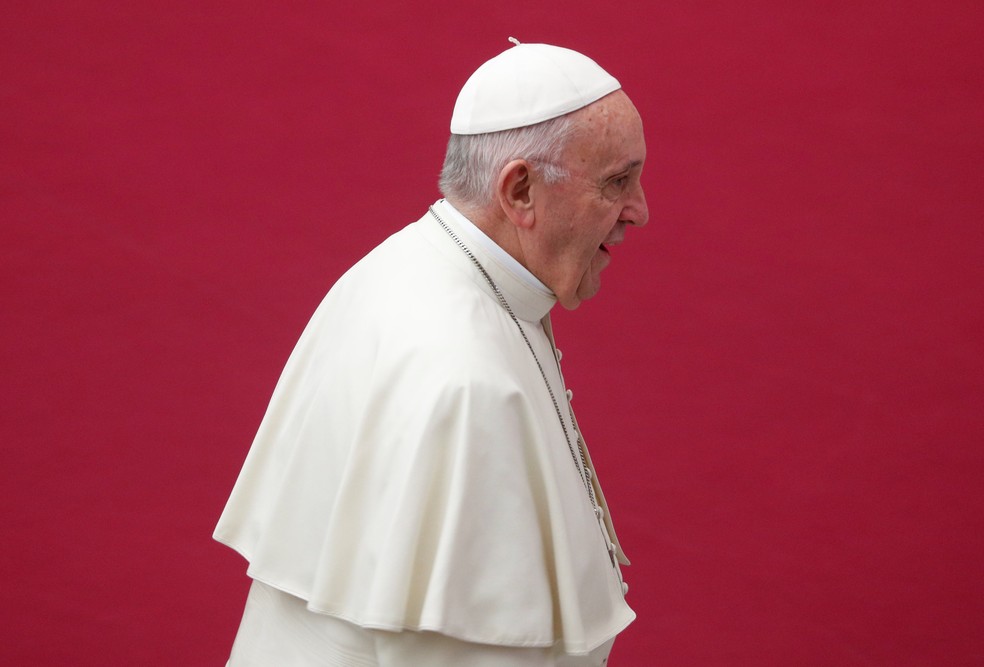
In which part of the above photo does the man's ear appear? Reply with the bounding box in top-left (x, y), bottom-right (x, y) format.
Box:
top-left (495, 159), bottom-right (536, 230)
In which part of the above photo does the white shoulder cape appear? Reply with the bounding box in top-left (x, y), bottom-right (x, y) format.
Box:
top-left (214, 201), bottom-right (634, 655)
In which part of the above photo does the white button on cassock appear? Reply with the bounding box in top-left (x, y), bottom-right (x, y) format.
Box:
top-left (555, 348), bottom-right (563, 361)
top-left (622, 582), bottom-right (629, 595)
top-left (566, 389), bottom-right (573, 401)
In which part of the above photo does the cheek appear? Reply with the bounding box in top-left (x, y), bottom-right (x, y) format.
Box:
top-left (574, 233), bottom-right (603, 269)
top-left (555, 204), bottom-right (616, 275)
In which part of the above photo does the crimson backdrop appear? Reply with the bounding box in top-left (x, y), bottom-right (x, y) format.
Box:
top-left (2, 2), bottom-right (982, 665)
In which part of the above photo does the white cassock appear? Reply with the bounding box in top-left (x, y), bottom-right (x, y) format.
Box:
top-left (214, 199), bottom-right (634, 665)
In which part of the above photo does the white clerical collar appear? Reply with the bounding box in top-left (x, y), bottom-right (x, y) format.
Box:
top-left (438, 199), bottom-right (553, 298)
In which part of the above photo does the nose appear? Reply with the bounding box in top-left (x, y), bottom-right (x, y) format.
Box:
top-left (623, 181), bottom-right (649, 228)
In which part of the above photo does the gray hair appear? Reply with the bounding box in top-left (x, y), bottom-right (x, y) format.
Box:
top-left (438, 113), bottom-right (579, 208)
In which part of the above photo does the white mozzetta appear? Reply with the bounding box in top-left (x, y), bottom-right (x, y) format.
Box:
top-left (214, 200), bottom-right (632, 656)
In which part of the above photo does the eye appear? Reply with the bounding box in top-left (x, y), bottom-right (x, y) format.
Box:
top-left (603, 174), bottom-right (630, 199)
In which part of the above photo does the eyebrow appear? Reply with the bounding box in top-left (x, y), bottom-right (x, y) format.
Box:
top-left (609, 160), bottom-right (643, 176)
top-left (604, 160), bottom-right (644, 181)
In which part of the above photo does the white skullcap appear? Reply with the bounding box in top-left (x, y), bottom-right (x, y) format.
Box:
top-left (450, 39), bottom-right (621, 135)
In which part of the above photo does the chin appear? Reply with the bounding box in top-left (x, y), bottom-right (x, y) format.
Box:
top-left (560, 298), bottom-right (583, 311)
top-left (567, 284), bottom-right (601, 310)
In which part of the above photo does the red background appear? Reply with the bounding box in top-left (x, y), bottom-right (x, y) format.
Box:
top-left (2, 2), bottom-right (982, 665)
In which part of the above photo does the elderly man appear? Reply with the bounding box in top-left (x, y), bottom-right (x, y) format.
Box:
top-left (215, 40), bottom-right (649, 666)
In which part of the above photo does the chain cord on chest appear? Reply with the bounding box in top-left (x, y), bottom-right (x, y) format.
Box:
top-left (429, 206), bottom-right (598, 508)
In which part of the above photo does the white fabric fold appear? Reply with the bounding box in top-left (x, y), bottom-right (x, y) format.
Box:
top-left (214, 202), bottom-right (634, 655)
top-left (228, 580), bottom-right (617, 666)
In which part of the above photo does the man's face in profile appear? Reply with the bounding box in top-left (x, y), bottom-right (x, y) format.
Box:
top-left (527, 91), bottom-right (649, 310)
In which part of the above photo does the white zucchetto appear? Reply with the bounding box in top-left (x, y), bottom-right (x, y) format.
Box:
top-left (450, 39), bottom-right (621, 135)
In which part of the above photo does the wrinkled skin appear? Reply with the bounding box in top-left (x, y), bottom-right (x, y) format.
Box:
top-left (524, 91), bottom-right (650, 310)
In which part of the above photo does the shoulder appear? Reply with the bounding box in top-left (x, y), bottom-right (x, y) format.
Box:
top-left (322, 224), bottom-right (526, 363)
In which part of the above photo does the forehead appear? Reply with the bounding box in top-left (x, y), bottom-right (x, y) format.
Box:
top-left (564, 91), bottom-right (646, 176)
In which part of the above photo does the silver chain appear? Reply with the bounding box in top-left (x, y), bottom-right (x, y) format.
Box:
top-left (429, 206), bottom-right (597, 507)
